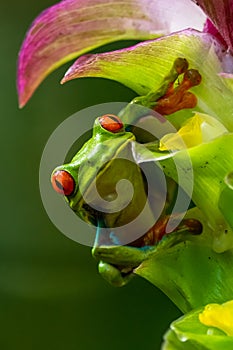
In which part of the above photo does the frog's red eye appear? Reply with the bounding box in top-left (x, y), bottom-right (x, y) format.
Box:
top-left (51, 170), bottom-right (75, 196)
top-left (98, 114), bottom-right (123, 133)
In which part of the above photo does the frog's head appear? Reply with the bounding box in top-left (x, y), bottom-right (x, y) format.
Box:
top-left (51, 114), bottom-right (152, 243)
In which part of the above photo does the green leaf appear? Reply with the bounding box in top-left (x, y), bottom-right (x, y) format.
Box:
top-left (63, 30), bottom-right (233, 132)
top-left (163, 133), bottom-right (233, 252)
top-left (218, 171), bottom-right (233, 230)
top-left (135, 221), bottom-right (233, 313)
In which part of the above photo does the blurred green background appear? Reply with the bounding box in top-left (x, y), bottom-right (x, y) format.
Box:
top-left (1, 1), bottom-right (181, 349)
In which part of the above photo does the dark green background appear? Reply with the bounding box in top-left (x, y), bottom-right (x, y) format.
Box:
top-left (1, 1), bottom-right (181, 349)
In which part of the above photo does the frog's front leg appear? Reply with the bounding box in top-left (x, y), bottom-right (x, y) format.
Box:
top-left (145, 57), bottom-right (189, 105)
top-left (120, 57), bottom-right (189, 124)
top-left (120, 57), bottom-right (201, 125)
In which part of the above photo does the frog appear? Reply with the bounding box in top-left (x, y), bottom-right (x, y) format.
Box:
top-left (51, 58), bottom-right (203, 287)
top-left (51, 114), bottom-right (158, 286)
top-left (51, 116), bottom-right (202, 287)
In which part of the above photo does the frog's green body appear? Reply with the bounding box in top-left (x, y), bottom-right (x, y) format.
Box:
top-left (52, 115), bottom-right (160, 286)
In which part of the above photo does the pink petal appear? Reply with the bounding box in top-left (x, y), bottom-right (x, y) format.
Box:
top-left (203, 18), bottom-right (227, 48)
top-left (192, 0), bottom-right (233, 51)
top-left (17, 0), bottom-right (205, 107)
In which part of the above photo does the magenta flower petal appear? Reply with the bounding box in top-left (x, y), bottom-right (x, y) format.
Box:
top-left (203, 18), bottom-right (227, 49)
top-left (17, 0), bottom-right (205, 107)
top-left (193, 0), bottom-right (233, 51)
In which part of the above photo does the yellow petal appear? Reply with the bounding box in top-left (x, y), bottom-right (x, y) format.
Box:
top-left (199, 300), bottom-right (233, 336)
top-left (159, 112), bottom-right (227, 151)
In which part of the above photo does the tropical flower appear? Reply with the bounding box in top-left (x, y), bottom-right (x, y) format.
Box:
top-left (162, 300), bottom-right (233, 349)
top-left (199, 300), bottom-right (233, 336)
top-left (17, 0), bottom-right (233, 349)
top-left (17, 0), bottom-right (233, 108)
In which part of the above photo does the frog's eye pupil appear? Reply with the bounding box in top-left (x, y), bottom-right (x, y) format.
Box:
top-left (51, 170), bottom-right (75, 196)
top-left (99, 114), bottom-right (123, 133)
top-left (55, 179), bottom-right (64, 191)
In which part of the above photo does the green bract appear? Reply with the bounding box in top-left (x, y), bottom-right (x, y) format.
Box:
top-left (62, 30), bottom-right (233, 132)
top-left (160, 133), bottom-right (233, 252)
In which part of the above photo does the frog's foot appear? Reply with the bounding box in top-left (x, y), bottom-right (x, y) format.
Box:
top-left (98, 261), bottom-right (134, 287)
top-left (154, 69), bottom-right (202, 115)
top-left (92, 244), bottom-right (152, 267)
top-left (124, 61), bottom-right (201, 118)
top-left (154, 91), bottom-right (197, 115)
